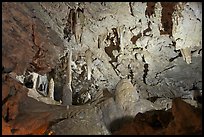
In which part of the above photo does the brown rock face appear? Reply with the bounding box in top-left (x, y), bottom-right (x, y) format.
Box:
top-left (166, 98), bottom-right (202, 135)
top-left (2, 118), bottom-right (12, 135)
top-left (113, 98), bottom-right (202, 135)
top-left (2, 75), bottom-right (67, 135)
top-left (2, 75), bottom-right (28, 122)
top-left (2, 2), bottom-right (64, 135)
top-left (2, 2), bottom-right (63, 75)
top-left (2, 75), bottom-right (29, 135)
top-left (113, 110), bottom-right (173, 135)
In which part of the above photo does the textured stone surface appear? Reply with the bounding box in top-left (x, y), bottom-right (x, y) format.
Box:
top-left (48, 107), bottom-right (110, 135)
top-left (113, 98), bottom-right (202, 135)
top-left (2, 2), bottom-right (202, 135)
top-left (2, 2), bottom-right (63, 75)
top-left (166, 98), bottom-right (202, 134)
top-left (2, 2), bottom-right (64, 135)
top-left (115, 79), bottom-right (139, 116)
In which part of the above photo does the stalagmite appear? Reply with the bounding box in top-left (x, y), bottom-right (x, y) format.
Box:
top-left (36, 74), bottom-right (48, 96)
top-left (115, 79), bottom-right (139, 115)
top-left (48, 78), bottom-right (55, 100)
top-left (118, 25), bottom-right (126, 54)
top-left (62, 50), bottom-right (73, 105)
top-left (85, 49), bottom-right (92, 80)
top-left (31, 72), bottom-right (39, 90)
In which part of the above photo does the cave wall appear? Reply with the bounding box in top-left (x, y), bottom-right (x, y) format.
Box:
top-left (27, 2), bottom-right (202, 98)
top-left (3, 2), bottom-right (202, 97)
top-left (2, 2), bottom-right (202, 135)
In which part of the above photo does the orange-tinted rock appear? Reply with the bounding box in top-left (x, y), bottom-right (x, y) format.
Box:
top-left (165, 98), bottom-right (202, 135)
top-left (2, 2), bottom-right (63, 75)
top-left (113, 110), bottom-right (173, 135)
top-left (2, 80), bottom-right (10, 101)
top-left (113, 119), bottom-right (156, 135)
top-left (2, 118), bottom-right (12, 135)
top-left (2, 2), bottom-right (64, 135)
top-left (113, 98), bottom-right (202, 135)
top-left (2, 75), bottom-right (28, 121)
top-left (9, 112), bottom-right (51, 135)
top-left (2, 76), bottom-right (63, 135)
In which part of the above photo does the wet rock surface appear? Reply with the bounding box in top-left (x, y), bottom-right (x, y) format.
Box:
top-left (2, 2), bottom-right (202, 135)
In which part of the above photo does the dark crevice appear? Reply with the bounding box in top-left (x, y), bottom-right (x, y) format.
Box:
top-left (109, 60), bottom-right (120, 77)
top-left (128, 64), bottom-right (134, 83)
top-left (155, 65), bottom-right (175, 78)
top-left (104, 28), bottom-right (121, 76)
top-left (115, 68), bottom-right (122, 79)
top-left (97, 36), bottom-right (100, 48)
top-left (130, 21), bottom-right (151, 44)
top-left (145, 2), bottom-right (156, 18)
top-left (11, 128), bottom-right (19, 134)
top-left (142, 55), bottom-right (146, 63)
top-left (24, 75), bottom-right (34, 88)
top-left (190, 84), bottom-right (202, 104)
top-left (71, 10), bottom-right (77, 37)
top-left (2, 66), bottom-right (13, 73)
top-left (101, 2), bottom-right (106, 6)
top-left (129, 2), bottom-right (134, 16)
top-left (160, 2), bottom-right (177, 36)
top-left (31, 24), bottom-right (37, 46)
top-left (147, 96), bottom-right (161, 103)
top-left (130, 21), bottom-right (151, 45)
top-left (79, 64), bottom-right (86, 80)
top-left (134, 53), bottom-right (138, 60)
top-left (143, 63), bottom-right (149, 85)
top-left (129, 26), bottom-right (137, 32)
top-left (191, 49), bottom-right (198, 54)
top-left (130, 33), bottom-right (142, 45)
top-left (169, 52), bottom-right (182, 62)
top-left (150, 118), bottom-right (163, 129)
top-left (2, 94), bottom-right (12, 106)
top-left (172, 40), bottom-right (176, 47)
top-left (143, 21), bottom-right (152, 36)
top-left (197, 18), bottom-right (201, 22)
top-left (4, 108), bottom-right (10, 122)
top-left (142, 55), bottom-right (148, 85)
top-left (76, 7), bottom-right (84, 14)
top-left (98, 16), bottom-right (106, 21)
top-left (198, 49), bottom-right (202, 54)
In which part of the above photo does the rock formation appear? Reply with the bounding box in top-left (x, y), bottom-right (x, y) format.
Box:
top-left (2, 2), bottom-right (202, 135)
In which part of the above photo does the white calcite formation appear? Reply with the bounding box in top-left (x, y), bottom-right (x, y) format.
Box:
top-left (115, 79), bottom-right (139, 116)
top-left (12, 2), bottom-right (202, 135)
top-left (14, 71), bottom-right (61, 105)
top-left (28, 1), bottom-right (202, 112)
top-left (85, 49), bottom-right (93, 80)
top-left (172, 2), bottom-right (202, 64)
top-left (48, 78), bottom-right (55, 100)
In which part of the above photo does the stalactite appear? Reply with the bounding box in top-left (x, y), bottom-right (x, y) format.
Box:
top-left (74, 7), bottom-right (84, 44)
top-left (180, 47), bottom-right (192, 64)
